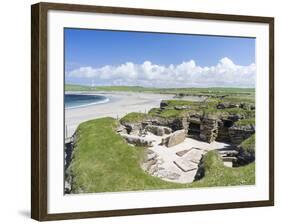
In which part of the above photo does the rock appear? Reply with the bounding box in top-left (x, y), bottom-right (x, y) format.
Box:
top-left (174, 106), bottom-right (189, 110)
top-left (235, 144), bottom-right (255, 166)
top-left (228, 125), bottom-right (255, 145)
top-left (155, 170), bottom-right (180, 180)
top-left (217, 102), bottom-right (239, 109)
top-left (217, 103), bottom-right (226, 109)
top-left (145, 125), bottom-right (172, 136)
top-left (166, 172), bottom-right (180, 180)
top-left (189, 118), bottom-right (201, 124)
top-left (166, 130), bottom-right (186, 147)
top-left (160, 100), bottom-right (169, 109)
top-left (161, 136), bottom-right (170, 146)
top-left (184, 148), bottom-right (203, 163)
top-left (116, 124), bottom-right (127, 134)
top-left (148, 164), bottom-right (158, 175)
top-left (142, 158), bottom-right (157, 171)
top-left (146, 152), bottom-right (156, 161)
top-left (240, 103), bottom-right (252, 110)
top-left (228, 115), bottom-right (243, 122)
top-left (182, 116), bottom-right (190, 133)
top-left (223, 161), bottom-right (233, 167)
top-left (221, 156), bottom-right (237, 162)
top-left (124, 123), bottom-right (142, 135)
top-left (176, 149), bottom-right (191, 157)
top-left (199, 117), bottom-right (218, 143)
top-left (120, 134), bottom-right (153, 147)
top-left (228, 103), bottom-right (239, 108)
top-left (163, 127), bottom-right (172, 134)
top-left (173, 158), bottom-right (198, 172)
top-left (217, 149), bottom-right (238, 157)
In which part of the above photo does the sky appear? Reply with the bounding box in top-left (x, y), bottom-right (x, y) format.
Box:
top-left (65, 28), bottom-right (256, 88)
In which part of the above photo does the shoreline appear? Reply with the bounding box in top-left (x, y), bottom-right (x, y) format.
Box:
top-left (65, 91), bottom-right (205, 137)
top-left (65, 97), bottom-right (110, 110)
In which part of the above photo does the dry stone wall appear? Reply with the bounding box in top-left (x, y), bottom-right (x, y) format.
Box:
top-left (229, 125), bottom-right (255, 145)
top-left (199, 118), bottom-right (218, 143)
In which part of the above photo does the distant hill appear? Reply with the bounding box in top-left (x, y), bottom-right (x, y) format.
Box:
top-left (65, 84), bottom-right (255, 96)
top-left (65, 84), bottom-right (96, 91)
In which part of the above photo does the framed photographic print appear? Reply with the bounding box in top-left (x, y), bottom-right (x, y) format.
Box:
top-left (31, 2), bottom-right (274, 221)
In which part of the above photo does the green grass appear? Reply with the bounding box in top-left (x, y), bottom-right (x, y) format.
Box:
top-left (191, 151), bottom-right (255, 187)
top-left (224, 108), bottom-right (255, 118)
top-left (221, 96), bottom-right (255, 104)
top-left (65, 84), bottom-right (255, 96)
top-left (240, 134), bottom-right (255, 153)
top-left (161, 100), bottom-right (200, 108)
top-left (148, 100), bottom-right (202, 118)
top-left (119, 112), bottom-right (149, 123)
top-left (68, 118), bottom-right (255, 193)
top-left (68, 117), bottom-right (183, 193)
top-left (235, 118), bottom-right (255, 126)
top-left (202, 107), bottom-right (255, 119)
top-left (148, 108), bottom-right (187, 118)
top-left (149, 99), bottom-right (255, 120)
top-left (65, 84), bottom-right (157, 92)
top-left (65, 84), bottom-right (96, 91)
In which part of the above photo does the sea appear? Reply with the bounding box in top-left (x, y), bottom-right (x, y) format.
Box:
top-left (65, 94), bottom-right (109, 109)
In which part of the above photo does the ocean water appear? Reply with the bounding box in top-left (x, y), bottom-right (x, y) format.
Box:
top-left (65, 94), bottom-right (109, 109)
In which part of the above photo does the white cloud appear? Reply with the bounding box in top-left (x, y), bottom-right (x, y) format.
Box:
top-left (67, 57), bottom-right (256, 88)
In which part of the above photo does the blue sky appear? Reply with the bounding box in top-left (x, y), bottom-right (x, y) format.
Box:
top-left (65, 28), bottom-right (256, 88)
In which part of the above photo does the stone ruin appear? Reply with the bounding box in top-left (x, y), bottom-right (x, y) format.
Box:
top-left (116, 100), bottom-right (255, 183)
top-left (118, 111), bottom-right (255, 146)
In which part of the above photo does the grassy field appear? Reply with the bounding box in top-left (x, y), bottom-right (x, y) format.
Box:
top-left (240, 134), bottom-right (255, 153)
top-left (65, 84), bottom-right (255, 96)
top-left (145, 99), bottom-right (255, 120)
top-left (235, 118), bottom-right (255, 127)
top-left (67, 117), bottom-right (255, 193)
top-left (119, 112), bottom-right (150, 123)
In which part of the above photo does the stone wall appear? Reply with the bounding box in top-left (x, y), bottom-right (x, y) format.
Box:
top-left (199, 117), bottom-right (218, 143)
top-left (228, 125), bottom-right (255, 145)
top-left (145, 124), bottom-right (172, 136)
top-left (121, 122), bottom-right (143, 135)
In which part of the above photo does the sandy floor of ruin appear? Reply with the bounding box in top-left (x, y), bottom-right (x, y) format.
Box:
top-left (142, 133), bottom-right (230, 184)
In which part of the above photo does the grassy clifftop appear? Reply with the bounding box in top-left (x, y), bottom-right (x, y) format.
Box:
top-left (119, 112), bottom-right (149, 123)
top-left (68, 117), bottom-right (184, 193)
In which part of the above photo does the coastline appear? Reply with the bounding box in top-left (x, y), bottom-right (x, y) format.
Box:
top-left (65, 91), bottom-right (205, 137)
top-left (65, 92), bottom-right (166, 137)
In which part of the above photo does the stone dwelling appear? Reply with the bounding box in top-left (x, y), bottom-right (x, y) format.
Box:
top-left (120, 110), bottom-right (255, 146)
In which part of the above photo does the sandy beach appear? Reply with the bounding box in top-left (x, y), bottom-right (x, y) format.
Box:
top-left (65, 92), bottom-right (169, 137)
top-left (65, 91), bottom-right (204, 137)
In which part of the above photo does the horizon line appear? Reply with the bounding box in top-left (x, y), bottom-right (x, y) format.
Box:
top-left (65, 83), bottom-right (255, 89)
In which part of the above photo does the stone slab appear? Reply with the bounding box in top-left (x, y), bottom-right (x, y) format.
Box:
top-left (176, 149), bottom-right (191, 157)
top-left (167, 130), bottom-right (186, 147)
top-left (185, 148), bottom-right (203, 162)
top-left (223, 161), bottom-right (233, 167)
top-left (173, 158), bottom-right (198, 172)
